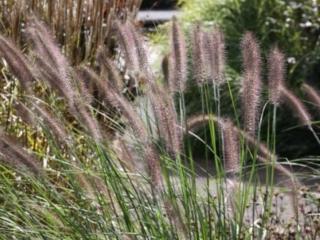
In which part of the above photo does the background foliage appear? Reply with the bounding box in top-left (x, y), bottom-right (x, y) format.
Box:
top-left (178, 0), bottom-right (320, 159)
top-left (180, 0), bottom-right (320, 86)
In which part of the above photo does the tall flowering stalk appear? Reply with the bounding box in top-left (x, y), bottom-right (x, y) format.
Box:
top-left (115, 20), bottom-right (140, 73)
top-left (96, 47), bottom-right (124, 92)
top-left (168, 17), bottom-right (187, 92)
top-left (267, 45), bottom-right (312, 127)
top-left (204, 27), bottom-right (226, 85)
top-left (127, 21), bottom-right (150, 75)
top-left (191, 23), bottom-right (207, 85)
top-left (267, 45), bottom-right (319, 150)
top-left (268, 46), bottom-right (285, 105)
top-left (27, 17), bottom-right (72, 91)
top-left (280, 87), bottom-right (312, 127)
top-left (0, 130), bottom-right (41, 175)
top-left (148, 80), bottom-right (182, 156)
top-left (302, 83), bottom-right (320, 112)
top-left (26, 18), bottom-right (103, 141)
top-left (0, 36), bottom-right (34, 93)
top-left (241, 32), bottom-right (262, 136)
top-left (115, 20), bottom-right (183, 157)
top-left (220, 119), bottom-right (240, 178)
top-left (76, 66), bottom-right (164, 190)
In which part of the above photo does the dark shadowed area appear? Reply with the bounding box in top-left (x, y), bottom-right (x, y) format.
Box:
top-left (141, 0), bottom-right (177, 9)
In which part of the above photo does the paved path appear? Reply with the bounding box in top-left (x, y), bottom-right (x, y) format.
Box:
top-left (137, 10), bottom-right (180, 23)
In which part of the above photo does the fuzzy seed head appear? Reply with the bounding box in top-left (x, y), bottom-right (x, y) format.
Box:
top-left (281, 87), bottom-right (312, 126)
top-left (0, 130), bottom-right (41, 175)
top-left (268, 46), bottom-right (285, 105)
top-left (26, 18), bottom-right (75, 104)
top-left (127, 21), bottom-right (151, 76)
top-left (191, 23), bottom-right (208, 85)
top-left (115, 20), bottom-right (139, 72)
top-left (80, 67), bottom-right (149, 142)
top-left (302, 83), bottom-right (320, 111)
top-left (241, 32), bottom-right (261, 76)
top-left (168, 17), bottom-right (188, 92)
top-left (204, 27), bottom-right (226, 85)
top-left (0, 36), bottom-right (34, 92)
top-left (240, 32), bottom-right (262, 135)
top-left (147, 82), bottom-right (182, 156)
top-left (145, 143), bottom-right (163, 192)
top-left (221, 119), bottom-right (240, 178)
top-left (27, 17), bottom-right (70, 81)
top-left (96, 47), bottom-right (124, 92)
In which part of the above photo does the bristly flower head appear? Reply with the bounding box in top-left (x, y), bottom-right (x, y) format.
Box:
top-left (168, 17), bottom-right (187, 92)
top-left (115, 20), bottom-right (151, 78)
top-left (241, 32), bottom-right (261, 76)
top-left (126, 21), bottom-right (150, 76)
top-left (191, 23), bottom-right (207, 85)
top-left (240, 32), bottom-right (262, 136)
top-left (147, 81), bottom-right (182, 157)
top-left (0, 36), bottom-right (34, 92)
top-left (204, 27), bottom-right (226, 85)
top-left (281, 87), bottom-right (312, 127)
top-left (268, 46), bottom-right (285, 105)
top-left (115, 20), bottom-right (140, 73)
top-left (0, 130), bottom-right (41, 175)
top-left (26, 17), bottom-right (75, 104)
top-left (96, 46), bottom-right (124, 92)
top-left (26, 17), bottom-right (70, 79)
top-left (301, 83), bottom-right (320, 112)
top-left (220, 118), bottom-right (239, 178)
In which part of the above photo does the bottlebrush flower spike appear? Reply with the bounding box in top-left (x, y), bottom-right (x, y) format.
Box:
top-left (115, 20), bottom-right (140, 73)
top-left (205, 27), bottom-right (226, 85)
top-left (126, 21), bottom-right (151, 76)
top-left (147, 80), bottom-right (182, 156)
top-left (0, 36), bottom-right (34, 92)
top-left (280, 87), bottom-right (312, 127)
top-left (80, 67), bottom-right (164, 190)
top-left (168, 17), bottom-right (187, 92)
top-left (268, 46), bottom-right (285, 105)
top-left (241, 32), bottom-right (262, 136)
top-left (96, 47), bottom-right (124, 92)
top-left (221, 118), bottom-right (240, 178)
top-left (26, 17), bottom-right (75, 104)
top-left (0, 130), bottom-right (41, 175)
top-left (191, 23), bottom-right (207, 85)
top-left (302, 83), bottom-right (320, 112)
top-left (27, 17), bottom-right (71, 83)
top-left (77, 66), bottom-right (149, 142)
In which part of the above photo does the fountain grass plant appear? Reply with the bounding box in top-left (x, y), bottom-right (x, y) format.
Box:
top-left (0, 14), bottom-right (319, 240)
top-left (0, 0), bottom-right (142, 64)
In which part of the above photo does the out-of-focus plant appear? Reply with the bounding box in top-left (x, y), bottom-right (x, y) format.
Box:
top-left (0, 0), bottom-right (142, 64)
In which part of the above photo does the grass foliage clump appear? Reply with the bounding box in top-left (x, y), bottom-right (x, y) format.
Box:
top-left (0, 6), bottom-right (320, 240)
top-left (0, 0), bottom-right (142, 64)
